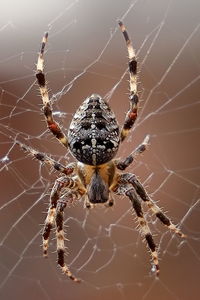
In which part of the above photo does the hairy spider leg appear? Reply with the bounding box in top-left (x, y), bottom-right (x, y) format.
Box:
top-left (43, 176), bottom-right (83, 282)
top-left (118, 21), bottom-right (139, 142)
top-left (36, 33), bottom-right (68, 148)
top-left (16, 141), bottom-right (75, 176)
top-left (42, 177), bottom-right (77, 257)
top-left (56, 199), bottom-right (81, 282)
top-left (115, 185), bottom-right (160, 276)
top-left (116, 135), bottom-right (150, 170)
top-left (122, 173), bottom-right (186, 238)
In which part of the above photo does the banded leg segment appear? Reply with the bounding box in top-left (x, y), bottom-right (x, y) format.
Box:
top-left (121, 173), bottom-right (186, 238)
top-left (125, 188), bottom-right (159, 276)
top-left (119, 21), bottom-right (139, 142)
top-left (56, 200), bottom-right (81, 282)
top-left (42, 177), bottom-right (76, 257)
top-left (16, 141), bottom-right (75, 176)
top-left (36, 33), bottom-right (68, 148)
top-left (116, 135), bottom-right (150, 170)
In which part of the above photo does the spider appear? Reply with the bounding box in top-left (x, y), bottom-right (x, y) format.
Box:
top-left (17, 21), bottom-right (185, 282)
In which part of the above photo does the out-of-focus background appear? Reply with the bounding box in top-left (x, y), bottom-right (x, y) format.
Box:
top-left (0, 0), bottom-right (200, 299)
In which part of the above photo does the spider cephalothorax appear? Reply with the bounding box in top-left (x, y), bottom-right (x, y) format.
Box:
top-left (68, 94), bottom-right (120, 165)
top-left (17, 21), bottom-right (185, 283)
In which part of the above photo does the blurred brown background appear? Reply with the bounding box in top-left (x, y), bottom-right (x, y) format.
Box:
top-left (0, 0), bottom-right (200, 299)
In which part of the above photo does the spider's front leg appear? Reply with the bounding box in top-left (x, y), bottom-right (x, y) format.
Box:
top-left (113, 180), bottom-right (160, 276)
top-left (36, 33), bottom-right (68, 148)
top-left (119, 21), bottom-right (139, 142)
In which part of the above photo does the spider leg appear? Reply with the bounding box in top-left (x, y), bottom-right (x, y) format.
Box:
top-left (36, 33), bottom-right (68, 148)
top-left (42, 176), bottom-right (78, 257)
top-left (118, 21), bottom-right (139, 142)
top-left (16, 141), bottom-right (75, 176)
top-left (120, 173), bottom-right (186, 238)
top-left (116, 135), bottom-right (149, 170)
top-left (56, 196), bottom-right (81, 282)
top-left (114, 183), bottom-right (159, 276)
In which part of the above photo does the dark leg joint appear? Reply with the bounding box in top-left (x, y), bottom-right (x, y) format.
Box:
top-left (53, 130), bottom-right (65, 140)
top-left (145, 233), bottom-right (156, 252)
top-left (136, 144), bottom-right (146, 153)
top-left (118, 21), bottom-right (129, 42)
top-left (156, 212), bottom-right (171, 226)
top-left (116, 155), bottom-right (133, 170)
top-left (57, 249), bottom-right (64, 267)
top-left (40, 32), bottom-right (48, 53)
top-left (129, 59), bottom-right (137, 74)
top-left (123, 115), bottom-right (137, 130)
top-left (54, 162), bottom-right (64, 172)
top-left (129, 178), bottom-right (149, 201)
top-left (126, 190), bottom-right (143, 217)
top-left (43, 105), bottom-right (52, 117)
top-left (36, 71), bottom-right (45, 86)
top-left (130, 93), bottom-right (138, 104)
top-left (56, 213), bottom-right (64, 232)
top-left (35, 152), bottom-right (45, 161)
top-left (50, 192), bottom-right (59, 206)
top-left (43, 223), bottom-right (52, 240)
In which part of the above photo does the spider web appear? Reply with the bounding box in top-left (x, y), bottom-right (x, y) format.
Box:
top-left (0, 0), bottom-right (200, 299)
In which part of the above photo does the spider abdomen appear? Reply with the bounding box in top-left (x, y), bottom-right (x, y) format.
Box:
top-left (68, 94), bottom-right (120, 165)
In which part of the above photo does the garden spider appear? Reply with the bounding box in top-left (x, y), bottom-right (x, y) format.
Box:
top-left (17, 21), bottom-right (185, 282)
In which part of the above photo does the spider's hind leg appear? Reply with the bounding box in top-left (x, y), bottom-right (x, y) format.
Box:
top-left (55, 196), bottom-right (81, 282)
top-left (42, 176), bottom-right (76, 257)
top-left (114, 182), bottom-right (160, 276)
top-left (120, 173), bottom-right (186, 238)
